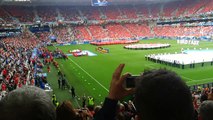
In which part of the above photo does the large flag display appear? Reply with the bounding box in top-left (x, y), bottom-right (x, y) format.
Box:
top-left (91, 0), bottom-right (110, 6)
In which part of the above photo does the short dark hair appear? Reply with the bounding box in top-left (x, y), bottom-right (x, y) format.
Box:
top-left (56, 100), bottom-right (78, 120)
top-left (199, 100), bottom-right (213, 120)
top-left (0, 86), bottom-right (56, 120)
top-left (135, 69), bottom-right (194, 120)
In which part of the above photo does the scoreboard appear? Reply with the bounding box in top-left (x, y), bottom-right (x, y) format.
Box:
top-left (91, 0), bottom-right (110, 6)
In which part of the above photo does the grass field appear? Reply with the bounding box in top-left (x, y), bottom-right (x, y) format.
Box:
top-left (47, 39), bottom-right (213, 106)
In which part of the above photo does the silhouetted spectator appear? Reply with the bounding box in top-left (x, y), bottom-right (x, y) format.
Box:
top-left (56, 100), bottom-right (79, 120)
top-left (0, 86), bottom-right (56, 120)
top-left (58, 78), bottom-right (61, 89)
top-left (135, 68), bottom-right (194, 120)
top-left (95, 64), bottom-right (194, 120)
top-left (62, 78), bottom-right (66, 90)
top-left (71, 86), bottom-right (76, 98)
top-left (199, 100), bottom-right (213, 120)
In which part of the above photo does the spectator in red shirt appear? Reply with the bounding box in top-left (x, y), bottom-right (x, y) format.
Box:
top-left (17, 82), bottom-right (21, 88)
top-left (47, 65), bottom-right (50, 73)
top-left (2, 68), bottom-right (7, 78)
top-left (14, 77), bottom-right (19, 85)
top-left (1, 82), bottom-right (7, 91)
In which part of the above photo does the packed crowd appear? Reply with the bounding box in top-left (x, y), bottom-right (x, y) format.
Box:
top-left (0, 0), bottom-right (212, 119)
top-left (1, 24), bottom-right (210, 45)
top-left (3, 6), bottom-right (34, 23)
top-left (0, 0), bottom-right (212, 42)
top-left (51, 27), bottom-right (73, 43)
top-left (0, 30), bottom-right (68, 100)
top-left (0, 27), bottom-right (212, 120)
top-left (154, 26), bottom-right (213, 37)
top-left (0, 32), bottom-right (42, 100)
top-left (0, 0), bottom-right (212, 23)
top-left (0, 61), bottom-right (213, 120)
top-left (51, 24), bottom-right (213, 41)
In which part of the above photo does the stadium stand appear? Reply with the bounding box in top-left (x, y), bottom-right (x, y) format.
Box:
top-left (0, 1), bottom-right (210, 41)
top-left (135, 5), bottom-right (149, 18)
top-left (88, 25), bottom-right (108, 40)
top-left (3, 6), bottom-right (35, 23)
top-left (0, 7), bottom-right (13, 23)
top-left (106, 24), bottom-right (132, 39)
top-left (101, 6), bottom-right (123, 20)
top-left (51, 27), bottom-right (73, 43)
top-left (74, 26), bottom-right (93, 40)
top-left (149, 4), bottom-right (161, 18)
top-left (0, 0), bottom-right (213, 119)
top-left (36, 6), bottom-right (58, 22)
top-left (58, 7), bottom-right (81, 21)
top-left (185, 1), bottom-right (206, 15)
top-left (154, 26), bottom-right (213, 37)
top-left (124, 24), bottom-right (152, 37)
top-left (197, 0), bottom-right (213, 14)
top-left (0, 0), bottom-right (211, 23)
top-left (0, 33), bottom-right (40, 99)
top-left (162, 2), bottom-right (179, 17)
top-left (119, 6), bottom-right (138, 19)
top-left (81, 7), bottom-right (102, 20)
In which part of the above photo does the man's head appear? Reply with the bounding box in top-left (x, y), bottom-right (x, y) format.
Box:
top-left (135, 69), bottom-right (194, 120)
top-left (199, 100), bottom-right (213, 120)
top-left (56, 100), bottom-right (78, 120)
top-left (0, 86), bottom-right (56, 120)
top-left (208, 89), bottom-right (213, 100)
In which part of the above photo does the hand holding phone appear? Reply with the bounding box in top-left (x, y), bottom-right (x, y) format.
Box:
top-left (125, 75), bottom-right (139, 88)
top-left (108, 64), bottom-right (135, 100)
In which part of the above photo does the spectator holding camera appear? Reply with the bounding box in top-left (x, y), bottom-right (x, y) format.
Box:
top-left (95, 64), bottom-right (195, 120)
top-left (94, 64), bottom-right (135, 120)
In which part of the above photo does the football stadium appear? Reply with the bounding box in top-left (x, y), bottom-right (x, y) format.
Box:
top-left (0, 0), bottom-right (213, 120)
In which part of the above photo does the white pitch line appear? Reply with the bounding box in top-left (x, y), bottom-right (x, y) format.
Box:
top-left (74, 97), bottom-right (81, 108)
top-left (67, 57), bottom-right (109, 92)
top-left (187, 77), bottom-right (213, 83)
top-left (53, 46), bottom-right (109, 92)
top-left (179, 75), bottom-right (213, 82)
top-left (181, 76), bottom-right (194, 81)
top-left (198, 77), bottom-right (213, 81)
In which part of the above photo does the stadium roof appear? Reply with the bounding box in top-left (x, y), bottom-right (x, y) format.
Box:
top-left (0, 0), bottom-right (184, 6)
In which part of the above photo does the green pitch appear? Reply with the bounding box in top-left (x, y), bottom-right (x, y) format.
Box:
top-left (47, 39), bottom-right (213, 106)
